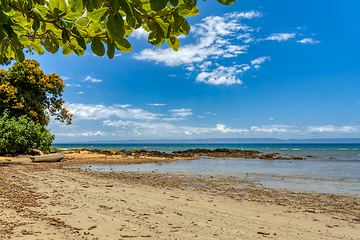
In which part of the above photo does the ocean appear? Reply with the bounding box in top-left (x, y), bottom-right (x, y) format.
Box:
top-left (53, 143), bottom-right (360, 195)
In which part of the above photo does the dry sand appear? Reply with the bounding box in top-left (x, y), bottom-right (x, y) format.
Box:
top-left (0, 152), bottom-right (359, 239)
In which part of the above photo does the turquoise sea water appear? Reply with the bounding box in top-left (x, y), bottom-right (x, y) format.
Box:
top-left (53, 143), bottom-right (360, 195)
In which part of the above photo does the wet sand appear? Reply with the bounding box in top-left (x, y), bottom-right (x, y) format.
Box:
top-left (0, 152), bottom-right (359, 239)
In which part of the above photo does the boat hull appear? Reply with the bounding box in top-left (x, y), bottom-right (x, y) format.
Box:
top-left (30, 152), bottom-right (65, 162)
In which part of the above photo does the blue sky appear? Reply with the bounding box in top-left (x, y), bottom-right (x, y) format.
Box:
top-left (19, 0), bottom-right (360, 142)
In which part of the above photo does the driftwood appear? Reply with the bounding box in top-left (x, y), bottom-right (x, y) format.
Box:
top-left (29, 149), bottom-right (44, 155)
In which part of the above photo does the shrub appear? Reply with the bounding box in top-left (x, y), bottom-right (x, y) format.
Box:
top-left (0, 111), bottom-right (54, 155)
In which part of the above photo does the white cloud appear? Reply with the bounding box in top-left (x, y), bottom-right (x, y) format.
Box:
top-left (205, 112), bottom-right (217, 115)
top-left (103, 120), bottom-right (213, 136)
top-left (297, 38), bottom-right (320, 44)
top-left (148, 103), bottom-right (166, 106)
top-left (83, 75), bottom-right (103, 83)
top-left (251, 56), bottom-right (271, 69)
top-left (77, 91), bottom-right (84, 94)
top-left (186, 65), bottom-right (195, 71)
top-left (250, 125), bottom-right (291, 133)
top-left (307, 125), bottom-right (360, 133)
top-left (130, 28), bottom-right (149, 40)
top-left (264, 33), bottom-right (296, 41)
top-left (114, 104), bottom-right (132, 108)
top-left (132, 11), bottom-right (320, 86)
top-left (225, 10), bottom-right (262, 19)
top-left (52, 118), bottom-right (360, 141)
top-left (196, 65), bottom-right (248, 85)
top-left (134, 11), bottom-right (314, 86)
top-left (169, 108), bottom-right (193, 118)
top-left (65, 84), bottom-right (81, 87)
top-left (214, 124), bottom-right (248, 133)
top-left (135, 11), bottom-right (261, 66)
top-left (65, 103), bottom-right (162, 120)
top-left (55, 130), bottom-right (106, 137)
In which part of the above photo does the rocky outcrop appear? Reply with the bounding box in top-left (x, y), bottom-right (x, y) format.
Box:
top-left (67, 148), bottom-right (304, 160)
top-left (173, 148), bottom-right (303, 160)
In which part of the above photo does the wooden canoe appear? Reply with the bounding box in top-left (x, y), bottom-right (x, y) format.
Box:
top-left (30, 152), bottom-right (65, 162)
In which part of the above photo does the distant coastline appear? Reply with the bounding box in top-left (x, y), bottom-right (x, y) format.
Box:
top-left (53, 137), bottom-right (360, 144)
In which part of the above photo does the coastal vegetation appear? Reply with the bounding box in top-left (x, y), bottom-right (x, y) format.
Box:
top-left (0, 111), bottom-right (54, 155)
top-left (0, 59), bottom-right (71, 154)
top-left (0, 0), bottom-right (235, 65)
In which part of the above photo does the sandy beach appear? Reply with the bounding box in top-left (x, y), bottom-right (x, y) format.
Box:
top-left (0, 151), bottom-right (359, 239)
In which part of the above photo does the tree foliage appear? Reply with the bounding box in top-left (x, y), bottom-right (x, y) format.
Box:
top-left (0, 59), bottom-right (72, 126)
top-left (0, 111), bottom-right (54, 155)
top-left (0, 0), bottom-right (235, 65)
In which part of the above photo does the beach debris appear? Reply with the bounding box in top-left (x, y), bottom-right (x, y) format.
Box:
top-left (99, 205), bottom-right (113, 210)
top-left (326, 224), bottom-right (340, 228)
top-left (257, 231), bottom-right (270, 235)
top-left (174, 211), bottom-right (183, 216)
top-left (88, 225), bottom-right (97, 230)
top-left (105, 184), bottom-right (113, 187)
top-left (172, 226), bottom-right (182, 229)
top-left (120, 234), bottom-right (138, 238)
top-left (306, 209), bottom-right (316, 213)
top-left (56, 212), bottom-right (72, 215)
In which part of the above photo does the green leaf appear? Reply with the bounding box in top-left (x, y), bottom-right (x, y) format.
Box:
top-left (0, 12), bottom-right (9, 24)
top-left (68, 0), bottom-right (83, 12)
top-left (166, 36), bottom-right (179, 51)
top-left (114, 37), bottom-right (131, 52)
top-left (62, 42), bottom-right (73, 56)
top-left (87, 6), bottom-right (107, 20)
top-left (106, 12), bottom-right (125, 38)
top-left (31, 42), bottom-right (45, 55)
top-left (0, 29), bottom-right (5, 41)
top-left (109, 0), bottom-right (120, 12)
top-left (180, 19), bottom-right (190, 35)
top-left (32, 20), bottom-right (40, 32)
top-left (63, 10), bottom-right (85, 21)
top-left (12, 44), bottom-right (25, 62)
top-left (150, 0), bottom-right (168, 11)
top-left (87, 21), bottom-right (102, 35)
top-left (44, 37), bottom-right (59, 54)
top-left (71, 27), bottom-right (87, 49)
top-left (119, 0), bottom-right (136, 28)
top-left (61, 28), bottom-right (70, 44)
top-left (216, 0), bottom-right (236, 5)
top-left (91, 37), bottom-right (105, 56)
top-left (154, 18), bottom-right (169, 36)
top-left (89, 0), bottom-right (102, 9)
top-left (70, 42), bottom-right (84, 56)
top-left (75, 17), bottom-right (89, 27)
top-left (49, 0), bottom-right (69, 16)
top-left (107, 41), bottom-right (115, 59)
top-left (183, 0), bottom-right (197, 8)
top-left (169, 0), bottom-right (178, 7)
top-left (178, 5), bottom-right (199, 17)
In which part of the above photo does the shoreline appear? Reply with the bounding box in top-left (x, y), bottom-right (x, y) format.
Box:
top-left (0, 150), bottom-right (359, 239)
